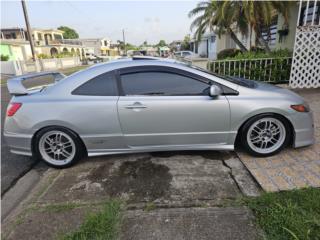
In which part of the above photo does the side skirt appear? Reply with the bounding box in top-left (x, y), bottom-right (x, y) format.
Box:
top-left (87, 144), bottom-right (234, 157)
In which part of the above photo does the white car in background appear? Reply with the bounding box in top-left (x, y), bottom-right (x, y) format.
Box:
top-left (174, 51), bottom-right (197, 58)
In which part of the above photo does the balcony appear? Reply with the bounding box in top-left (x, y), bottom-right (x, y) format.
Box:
top-left (35, 39), bottom-right (83, 46)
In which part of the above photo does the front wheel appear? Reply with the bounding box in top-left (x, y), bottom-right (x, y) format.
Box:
top-left (34, 127), bottom-right (83, 168)
top-left (241, 115), bottom-right (291, 157)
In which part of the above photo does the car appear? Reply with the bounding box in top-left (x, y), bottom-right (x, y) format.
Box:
top-left (85, 53), bottom-right (98, 61)
top-left (4, 57), bottom-right (314, 168)
top-left (174, 51), bottom-right (197, 58)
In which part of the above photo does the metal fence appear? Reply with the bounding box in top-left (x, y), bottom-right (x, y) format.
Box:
top-left (208, 57), bottom-right (292, 83)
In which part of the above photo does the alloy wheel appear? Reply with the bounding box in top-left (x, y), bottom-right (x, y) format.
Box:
top-left (246, 117), bottom-right (286, 154)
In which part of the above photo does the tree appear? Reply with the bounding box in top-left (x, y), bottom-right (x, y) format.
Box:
top-left (217, 1), bottom-right (291, 52)
top-left (157, 40), bottom-right (167, 47)
top-left (58, 26), bottom-right (79, 39)
top-left (189, 1), bottom-right (292, 53)
top-left (117, 40), bottom-right (138, 51)
top-left (189, 1), bottom-right (248, 52)
top-left (181, 35), bottom-right (191, 50)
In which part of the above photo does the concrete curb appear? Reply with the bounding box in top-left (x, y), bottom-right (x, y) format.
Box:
top-left (1, 169), bottom-right (40, 221)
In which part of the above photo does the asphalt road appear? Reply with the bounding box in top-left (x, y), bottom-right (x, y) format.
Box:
top-left (1, 76), bottom-right (54, 195)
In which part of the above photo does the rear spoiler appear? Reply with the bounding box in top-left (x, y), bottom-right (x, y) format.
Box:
top-left (7, 71), bottom-right (66, 95)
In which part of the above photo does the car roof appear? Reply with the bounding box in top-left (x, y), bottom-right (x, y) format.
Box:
top-left (47, 57), bottom-right (240, 96)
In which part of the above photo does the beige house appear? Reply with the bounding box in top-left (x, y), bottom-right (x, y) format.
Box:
top-left (79, 38), bottom-right (120, 57)
top-left (1, 28), bottom-right (86, 60)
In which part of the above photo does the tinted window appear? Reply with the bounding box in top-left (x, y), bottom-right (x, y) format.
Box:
top-left (120, 71), bottom-right (209, 96)
top-left (72, 72), bottom-right (118, 96)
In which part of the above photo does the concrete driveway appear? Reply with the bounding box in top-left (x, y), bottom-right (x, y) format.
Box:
top-left (3, 151), bottom-right (261, 240)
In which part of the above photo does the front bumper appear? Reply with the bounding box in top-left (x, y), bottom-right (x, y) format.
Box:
top-left (289, 111), bottom-right (315, 148)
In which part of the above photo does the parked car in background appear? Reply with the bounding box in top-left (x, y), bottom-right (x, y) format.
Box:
top-left (174, 51), bottom-right (197, 58)
top-left (4, 57), bottom-right (314, 168)
top-left (85, 53), bottom-right (98, 61)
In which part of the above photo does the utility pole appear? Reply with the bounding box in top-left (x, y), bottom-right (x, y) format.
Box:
top-left (122, 29), bottom-right (126, 56)
top-left (21, 0), bottom-right (36, 61)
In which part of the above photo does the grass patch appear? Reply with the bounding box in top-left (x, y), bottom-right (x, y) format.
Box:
top-left (41, 203), bottom-right (82, 213)
top-left (144, 202), bottom-right (156, 212)
top-left (60, 200), bottom-right (123, 240)
top-left (245, 188), bottom-right (320, 240)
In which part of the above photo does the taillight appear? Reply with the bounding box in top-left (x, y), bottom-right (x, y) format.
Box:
top-left (7, 103), bottom-right (22, 117)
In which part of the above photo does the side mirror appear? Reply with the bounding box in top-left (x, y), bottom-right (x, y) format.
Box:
top-left (209, 85), bottom-right (222, 97)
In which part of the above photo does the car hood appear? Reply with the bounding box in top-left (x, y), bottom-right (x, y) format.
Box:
top-left (251, 80), bottom-right (305, 103)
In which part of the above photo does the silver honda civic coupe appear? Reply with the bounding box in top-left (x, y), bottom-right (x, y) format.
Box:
top-left (4, 57), bottom-right (314, 168)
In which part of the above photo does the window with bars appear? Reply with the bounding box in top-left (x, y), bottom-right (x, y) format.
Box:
top-left (299, 2), bottom-right (320, 26)
top-left (261, 17), bottom-right (278, 46)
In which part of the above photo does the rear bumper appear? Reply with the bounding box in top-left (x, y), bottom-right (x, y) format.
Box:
top-left (289, 111), bottom-right (315, 148)
top-left (3, 131), bottom-right (33, 156)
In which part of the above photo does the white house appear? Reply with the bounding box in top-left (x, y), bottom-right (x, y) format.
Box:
top-left (190, 32), bottom-right (217, 60)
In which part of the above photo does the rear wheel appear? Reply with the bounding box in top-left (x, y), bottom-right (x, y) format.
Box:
top-left (34, 127), bottom-right (83, 168)
top-left (241, 114), bottom-right (291, 156)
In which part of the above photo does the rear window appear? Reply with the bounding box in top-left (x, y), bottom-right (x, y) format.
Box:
top-left (72, 72), bottom-right (118, 96)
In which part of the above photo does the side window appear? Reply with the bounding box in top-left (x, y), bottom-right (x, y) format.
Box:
top-left (120, 71), bottom-right (209, 96)
top-left (72, 72), bottom-right (118, 96)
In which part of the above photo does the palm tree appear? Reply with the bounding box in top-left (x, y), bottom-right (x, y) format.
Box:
top-left (189, 1), bottom-right (291, 53)
top-left (189, 1), bottom-right (249, 52)
top-left (220, 1), bottom-right (291, 52)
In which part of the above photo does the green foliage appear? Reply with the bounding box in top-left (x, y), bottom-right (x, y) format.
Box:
top-left (1, 54), bottom-right (10, 61)
top-left (57, 26), bottom-right (79, 39)
top-left (217, 48), bottom-right (242, 59)
top-left (208, 49), bottom-right (293, 83)
top-left (37, 53), bottom-right (51, 59)
top-left (61, 200), bottom-right (123, 240)
top-left (117, 41), bottom-right (138, 51)
top-left (245, 188), bottom-right (320, 240)
top-left (189, 1), bottom-right (292, 52)
top-left (157, 40), bottom-right (167, 47)
top-left (37, 52), bottom-right (77, 59)
top-left (224, 49), bottom-right (292, 60)
top-left (181, 35), bottom-right (191, 50)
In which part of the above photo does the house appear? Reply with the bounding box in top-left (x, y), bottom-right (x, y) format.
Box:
top-left (190, 32), bottom-right (217, 59)
top-left (0, 28), bottom-right (86, 60)
top-left (79, 38), bottom-right (120, 58)
top-left (169, 40), bottom-right (183, 51)
top-left (191, 2), bottom-right (320, 59)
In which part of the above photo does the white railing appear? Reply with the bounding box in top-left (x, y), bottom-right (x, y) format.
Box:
top-left (208, 57), bottom-right (292, 83)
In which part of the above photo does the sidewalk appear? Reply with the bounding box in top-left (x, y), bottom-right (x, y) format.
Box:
top-left (238, 88), bottom-right (320, 191)
top-left (2, 152), bottom-right (261, 240)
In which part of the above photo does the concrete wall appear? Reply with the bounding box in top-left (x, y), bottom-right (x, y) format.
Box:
top-left (1, 57), bottom-right (81, 75)
top-left (0, 61), bottom-right (22, 75)
top-left (0, 44), bottom-right (14, 60)
top-left (197, 40), bottom-right (208, 57)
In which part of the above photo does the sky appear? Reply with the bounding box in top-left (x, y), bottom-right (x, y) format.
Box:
top-left (1, 0), bottom-right (197, 45)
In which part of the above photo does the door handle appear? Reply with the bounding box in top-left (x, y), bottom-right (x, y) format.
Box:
top-left (125, 102), bottom-right (147, 109)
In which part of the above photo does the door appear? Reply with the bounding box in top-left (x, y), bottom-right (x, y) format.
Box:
top-left (117, 67), bottom-right (230, 147)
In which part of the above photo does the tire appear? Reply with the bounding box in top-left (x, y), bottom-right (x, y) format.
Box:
top-left (240, 114), bottom-right (291, 157)
top-left (33, 126), bottom-right (84, 168)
